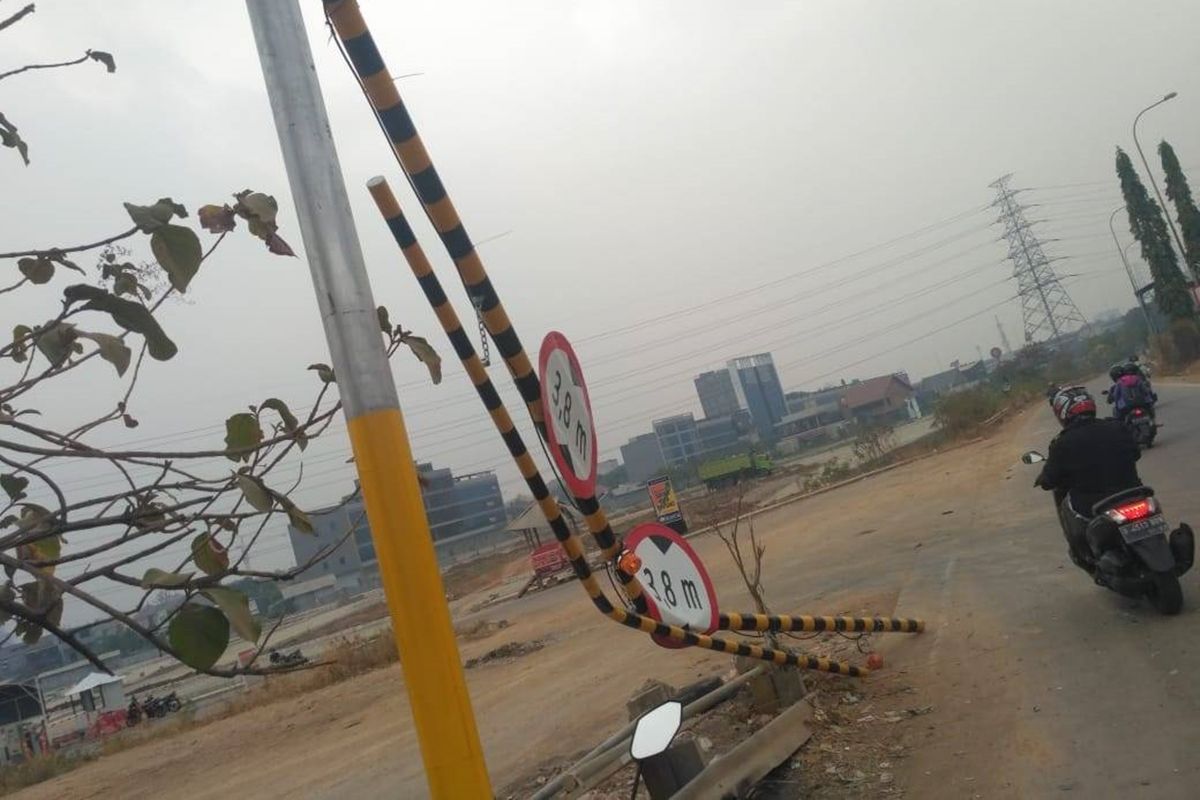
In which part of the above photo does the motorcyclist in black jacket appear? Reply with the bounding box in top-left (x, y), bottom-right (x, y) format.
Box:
top-left (1035, 386), bottom-right (1143, 570)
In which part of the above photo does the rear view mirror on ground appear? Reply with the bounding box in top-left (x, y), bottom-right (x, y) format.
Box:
top-left (1021, 451), bottom-right (1046, 464)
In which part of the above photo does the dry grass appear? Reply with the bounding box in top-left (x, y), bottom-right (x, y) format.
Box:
top-left (0, 751), bottom-right (95, 796)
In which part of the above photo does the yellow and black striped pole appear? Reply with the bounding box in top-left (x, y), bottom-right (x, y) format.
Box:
top-left (248, 3), bottom-right (490, 797)
top-left (365, 177), bottom-right (866, 679)
top-left (324, 0), bottom-right (648, 612)
top-left (721, 613), bottom-right (925, 634)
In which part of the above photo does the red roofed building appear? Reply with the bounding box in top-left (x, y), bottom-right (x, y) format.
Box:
top-left (840, 374), bottom-right (916, 426)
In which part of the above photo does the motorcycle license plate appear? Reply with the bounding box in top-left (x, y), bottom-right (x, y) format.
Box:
top-left (1119, 516), bottom-right (1168, 544)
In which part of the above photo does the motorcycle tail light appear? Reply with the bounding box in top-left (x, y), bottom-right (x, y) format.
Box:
top-left (1133, 408), bottom-right (1144, 417)
top-left (1105, 498), bottom-right (1157, 523)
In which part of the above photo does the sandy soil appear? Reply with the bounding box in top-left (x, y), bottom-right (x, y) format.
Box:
top-left (21, 391), bottom-right (1200, 799)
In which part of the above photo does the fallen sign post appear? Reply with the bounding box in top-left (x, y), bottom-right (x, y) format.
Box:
top-left (624, 522), bottom-right (719, 649)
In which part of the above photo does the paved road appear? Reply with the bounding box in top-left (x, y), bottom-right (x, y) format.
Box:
top-left (895, 381), bottom-right (1200, 798)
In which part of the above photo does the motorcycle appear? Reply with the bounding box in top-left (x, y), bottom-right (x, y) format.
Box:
top-left (1103, 388), bottom-right (1159, 448)
top-left (1125, 404), bottom-right (1158, 448)
top-left (141, 691), bottom-right (182, 719)
top-left (269, 648), bottom-right (308, 668)
top-left (1023, 451), bottom-right (1194, 614)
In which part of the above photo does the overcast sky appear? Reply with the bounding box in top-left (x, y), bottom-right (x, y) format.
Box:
top-left (3, 0), bottom-right (1198, 618)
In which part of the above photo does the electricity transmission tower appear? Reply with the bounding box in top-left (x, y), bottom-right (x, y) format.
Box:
top-left (990, 174), bottom-right (1089, 343)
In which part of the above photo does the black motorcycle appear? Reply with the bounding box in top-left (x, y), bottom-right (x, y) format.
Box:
top-left (1103, 388), bottom-right (1159, 448)
top-left (142, 691), bottom-right (182, 719)
top-left (269, 648), bottom-right (308, 668)
top-left (1024, 451), bottom-right (1193, 614)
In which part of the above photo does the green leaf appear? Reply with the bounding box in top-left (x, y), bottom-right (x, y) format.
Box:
top-left (150, 224), bottom-right (203, 293)
top-left (404, 335), bottom-right (442, 385)
top-left (123, 198), bottom-right (187, 234)
top-left (50, 255), bottom-right (84, 274)
top-left (168, 603), bottom-right (229, 671)
top-left (191, 533), bottom-right (229, 577)
top-left (112, 272), bottom-right (139, 297)
top-left (87, 50), bottom-right (116, 73)
top-left (307, 363), bottom-right (336, 384)
top-left (201, 587), bottom-right (260, 644)
top-left (198, 204), bottom-right (236, 234)
top-left (10, 325), bottom-right (32, 363)
top-left (224, 413), bottom-right (263, 462)
top-left (141, 567), bottom-right (194, 589)
top-left (377, 306), bottom-right (392, 334)
top-left (273, 492), bottom-right (315, 535)
top-left (234, 473), bottom-right (273, 513)
top-left (17, 257), bottom-right (53, 284)
top-left (259, 398), bottom-right (306, 450)
top-left (78, 332), bottom-right (131, 377)
top-left (25, 534), bottom-right (61, 564)
top-left (62, 285), bottom-right (177, 361)
top-left (239, 192), bottom-right (278, 227)
top-left (0, 474), bottom-right (28, 502)
top-left (34, 322), bottom-right (77, 367)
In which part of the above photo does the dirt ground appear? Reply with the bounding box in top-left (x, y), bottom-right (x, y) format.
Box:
top-left (19, 389), bottom-right (1200, 798)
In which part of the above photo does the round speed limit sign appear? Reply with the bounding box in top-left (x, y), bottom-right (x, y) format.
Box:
top-left (624, 522), bottom-right (720, 649)
top-left (538, 331), bottom-right (599, 498)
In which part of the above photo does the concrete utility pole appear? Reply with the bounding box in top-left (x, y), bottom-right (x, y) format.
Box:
top-left (245, 1), bottom-right (491, 796)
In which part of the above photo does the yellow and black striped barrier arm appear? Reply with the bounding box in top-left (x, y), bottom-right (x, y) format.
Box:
top-left (365, 178), bottom-right (865, 678)
top-left (722, 613), bottom-right (925, 634)
top-left (330, 0), bottom-right (642, 609)
top-left (364, 177), bottom-right (646, 614)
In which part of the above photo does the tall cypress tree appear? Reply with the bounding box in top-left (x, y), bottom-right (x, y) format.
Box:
top-left (1116, 147), bottom-right (1194, 320)
top-left (1159, 140), bottom-right (1200, 282)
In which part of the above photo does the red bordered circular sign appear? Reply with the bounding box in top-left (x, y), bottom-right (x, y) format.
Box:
top-left (624, 522), bottom-right (720, 649)
top-left (538, 331), bottom-right (599, 499)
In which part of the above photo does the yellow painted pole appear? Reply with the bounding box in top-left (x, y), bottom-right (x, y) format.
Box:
top-left (246, 2), bottom-right (490, 796)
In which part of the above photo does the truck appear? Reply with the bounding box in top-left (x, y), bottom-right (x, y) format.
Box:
top-left (697, 451), bottom-right (774, 489)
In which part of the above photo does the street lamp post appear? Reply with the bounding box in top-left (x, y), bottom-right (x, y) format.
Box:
top-left (1132, 92), bottom-right (1192, 277)
top-left (1110, 205), bottom-right (1157, 337)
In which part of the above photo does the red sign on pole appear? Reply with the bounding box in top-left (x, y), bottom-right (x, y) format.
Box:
top-left (539, 331), bottom-right (599, 498)
top-left (531, 542), bottom-right (570, 576)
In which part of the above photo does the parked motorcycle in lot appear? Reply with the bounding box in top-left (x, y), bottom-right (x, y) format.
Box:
top-left (269, 648), bottom-right (308, 668)
top-left (141, 691), bottom-right (182, 719)
top-left (1023, 451), bottom-right (1194, 614)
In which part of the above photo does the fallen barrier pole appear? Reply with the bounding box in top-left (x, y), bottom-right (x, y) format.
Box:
top-left (720, 613), bottom-right (924, 634)
top-left (364, 177), bottom-right (865, 677)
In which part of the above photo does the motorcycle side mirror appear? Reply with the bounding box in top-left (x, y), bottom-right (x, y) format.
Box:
top-left (1021, 451), bottom-right (1045, 464)
top-left (630, 700), bottom-right (683, 761)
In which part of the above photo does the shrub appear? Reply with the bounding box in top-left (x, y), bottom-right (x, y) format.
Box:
top-left (932, 386), bottom-right (1007, 438)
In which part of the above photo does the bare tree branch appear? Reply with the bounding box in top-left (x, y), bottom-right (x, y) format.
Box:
top-left (0, 3), bottom-right (34, 36)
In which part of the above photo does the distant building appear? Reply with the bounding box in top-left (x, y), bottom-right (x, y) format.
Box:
top-left (694, 370), bottom-right (741, 418)
top-left (842, 374), bottom-right (917, 426)
top-left (916, 361), bottom-right (989, 410)
top-left (288, 463), bottom-right (507, 592)
top-left (597, 458), bottom-right (620, 477)
top-left (695, 410), bottom-right (754, 461)
top-left (653, 414), bottom-right (700, 467)
top-left (784, 387), bottom-right (847, 429)
top-left (727, 354), bottom-right (787, 442)
top-left (620, 432), bottom-right (665, 485)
